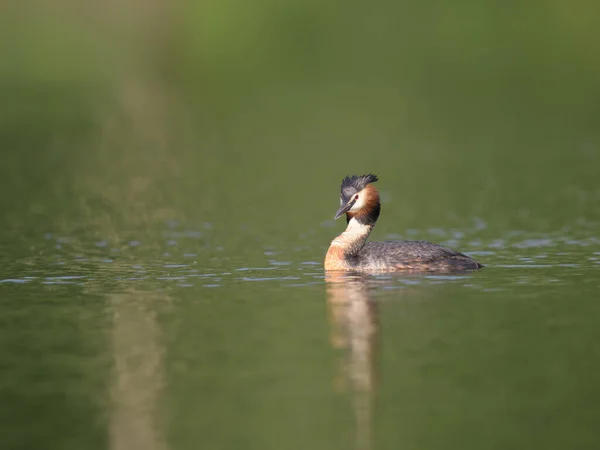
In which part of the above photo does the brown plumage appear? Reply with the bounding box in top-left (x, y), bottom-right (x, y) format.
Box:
top-left (325, 174), bottom-right (482, 272)
top-left (346, 184), bottom-right (380, 224)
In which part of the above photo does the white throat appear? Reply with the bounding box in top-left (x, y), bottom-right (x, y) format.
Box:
top-left (344, 217), bottom-right (370, 235)
top-left (331, 217), bottom-right (373, 255)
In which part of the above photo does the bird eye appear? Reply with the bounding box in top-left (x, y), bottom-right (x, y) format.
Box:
top-left (354, 194), bottom-right (359, 200)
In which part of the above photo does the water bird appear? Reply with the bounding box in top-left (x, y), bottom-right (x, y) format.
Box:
top-left (324, 174), bottom-right (483, 272)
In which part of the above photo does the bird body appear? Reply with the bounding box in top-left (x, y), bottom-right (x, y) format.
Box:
top-left (324, 174), bottom-right (482, 272)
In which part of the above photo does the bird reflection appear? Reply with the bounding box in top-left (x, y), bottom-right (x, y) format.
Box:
top-left (326, 272), bottom-right (379, 450)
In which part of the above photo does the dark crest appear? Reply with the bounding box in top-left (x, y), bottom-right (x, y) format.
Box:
top-left (340, 174), bottom-right (378, 200)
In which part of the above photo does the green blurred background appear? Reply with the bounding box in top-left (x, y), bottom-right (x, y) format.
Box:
top-left (3, 0), bottom-right (600, 236)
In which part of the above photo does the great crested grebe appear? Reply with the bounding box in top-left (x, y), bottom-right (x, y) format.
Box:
top-left (324, 174), bottom-right (483, 272)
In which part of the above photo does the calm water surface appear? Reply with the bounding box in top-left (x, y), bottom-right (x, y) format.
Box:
top-left (2, 218), bottom-right (600, 450)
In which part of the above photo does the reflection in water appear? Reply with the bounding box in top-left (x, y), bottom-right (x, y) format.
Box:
top-left (326, 273), bottom-right (379, 450)
top-left (108, 290), bottom-right (167, 450)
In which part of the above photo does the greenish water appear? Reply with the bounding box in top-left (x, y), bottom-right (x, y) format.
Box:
top-left (3, 2), bottom-right (600, 449)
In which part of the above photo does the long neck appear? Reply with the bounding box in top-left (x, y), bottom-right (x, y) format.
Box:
top-left (332, 217), bottom-right (375, 256)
